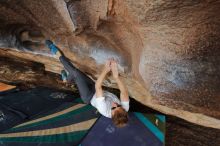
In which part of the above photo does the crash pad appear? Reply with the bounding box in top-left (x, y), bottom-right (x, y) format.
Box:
top-left (80, 112), bottom-right (165, 146)
top-left (0, 103), bottom-right (100, 146)
top-left (0, 82), bottom-right (17, 95)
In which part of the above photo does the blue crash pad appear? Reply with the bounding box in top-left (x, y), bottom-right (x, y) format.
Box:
top-left (80, 112), bottom-right (165, 146)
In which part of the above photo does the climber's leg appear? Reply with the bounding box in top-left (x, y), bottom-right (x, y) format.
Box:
top-left (59, 55), bottom-right (95, 104)
top-left (45, 40), bottom-right (95, 104)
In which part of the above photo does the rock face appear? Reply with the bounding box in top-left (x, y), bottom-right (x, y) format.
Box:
top-left (1, 55), bottom-right (220, 146)
top-left (0, 0), bottom-right (220, 129)
top-left (0, 55), bottom-right (72, 91)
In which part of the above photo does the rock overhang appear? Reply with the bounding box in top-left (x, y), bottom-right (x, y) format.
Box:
top-left (0, 0), bottom-right (219, 129)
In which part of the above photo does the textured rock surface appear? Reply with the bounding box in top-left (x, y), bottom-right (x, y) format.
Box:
top-left (1, 56), bottom-right (220, 146)
top-left (0, 0), bottom-right (220, 129)
top-left (0, 55), bottom-right (73, 91)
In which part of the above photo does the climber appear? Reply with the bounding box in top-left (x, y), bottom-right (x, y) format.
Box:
top-left (45, 40), bottom-right (129, 128)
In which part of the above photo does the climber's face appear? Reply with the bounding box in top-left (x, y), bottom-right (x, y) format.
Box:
top-left (111, 102), bottom-right (121, 115)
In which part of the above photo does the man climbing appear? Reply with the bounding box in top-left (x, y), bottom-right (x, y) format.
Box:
top-left (45, 40), bottom-right (129, 128)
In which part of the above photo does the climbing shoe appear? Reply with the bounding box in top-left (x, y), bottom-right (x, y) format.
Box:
top-left (61, 70), bottom-right (68, 82)
top-left (45, 40), bottom-right (59, 55)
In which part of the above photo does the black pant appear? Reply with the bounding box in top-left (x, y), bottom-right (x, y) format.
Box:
top-left (59, 56), bottom-right (95, 104)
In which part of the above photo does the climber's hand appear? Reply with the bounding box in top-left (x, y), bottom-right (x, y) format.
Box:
top-left (111, 59), bottom-right (119, 79)
top-left (104, 59), bottom-right (111, 73)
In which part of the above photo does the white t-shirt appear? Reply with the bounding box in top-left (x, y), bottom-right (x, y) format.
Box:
top-left (90, 91), bottom-right (129, 118)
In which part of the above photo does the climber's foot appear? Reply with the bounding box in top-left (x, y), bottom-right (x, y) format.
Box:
top-left (61, 70), bottom-right (68, 82)
top-left (45, 40), bottom-right (61, 58)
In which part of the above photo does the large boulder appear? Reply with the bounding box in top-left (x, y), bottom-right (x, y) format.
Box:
top-left (0, 0), bottom-right (219, 128)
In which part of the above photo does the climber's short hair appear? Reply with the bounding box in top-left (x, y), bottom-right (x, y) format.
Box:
top-left (112, 107), bottom-right (128, 128)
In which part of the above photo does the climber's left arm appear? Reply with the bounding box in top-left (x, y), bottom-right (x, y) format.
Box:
top-left (95, 60), bottom-right (111, 98)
